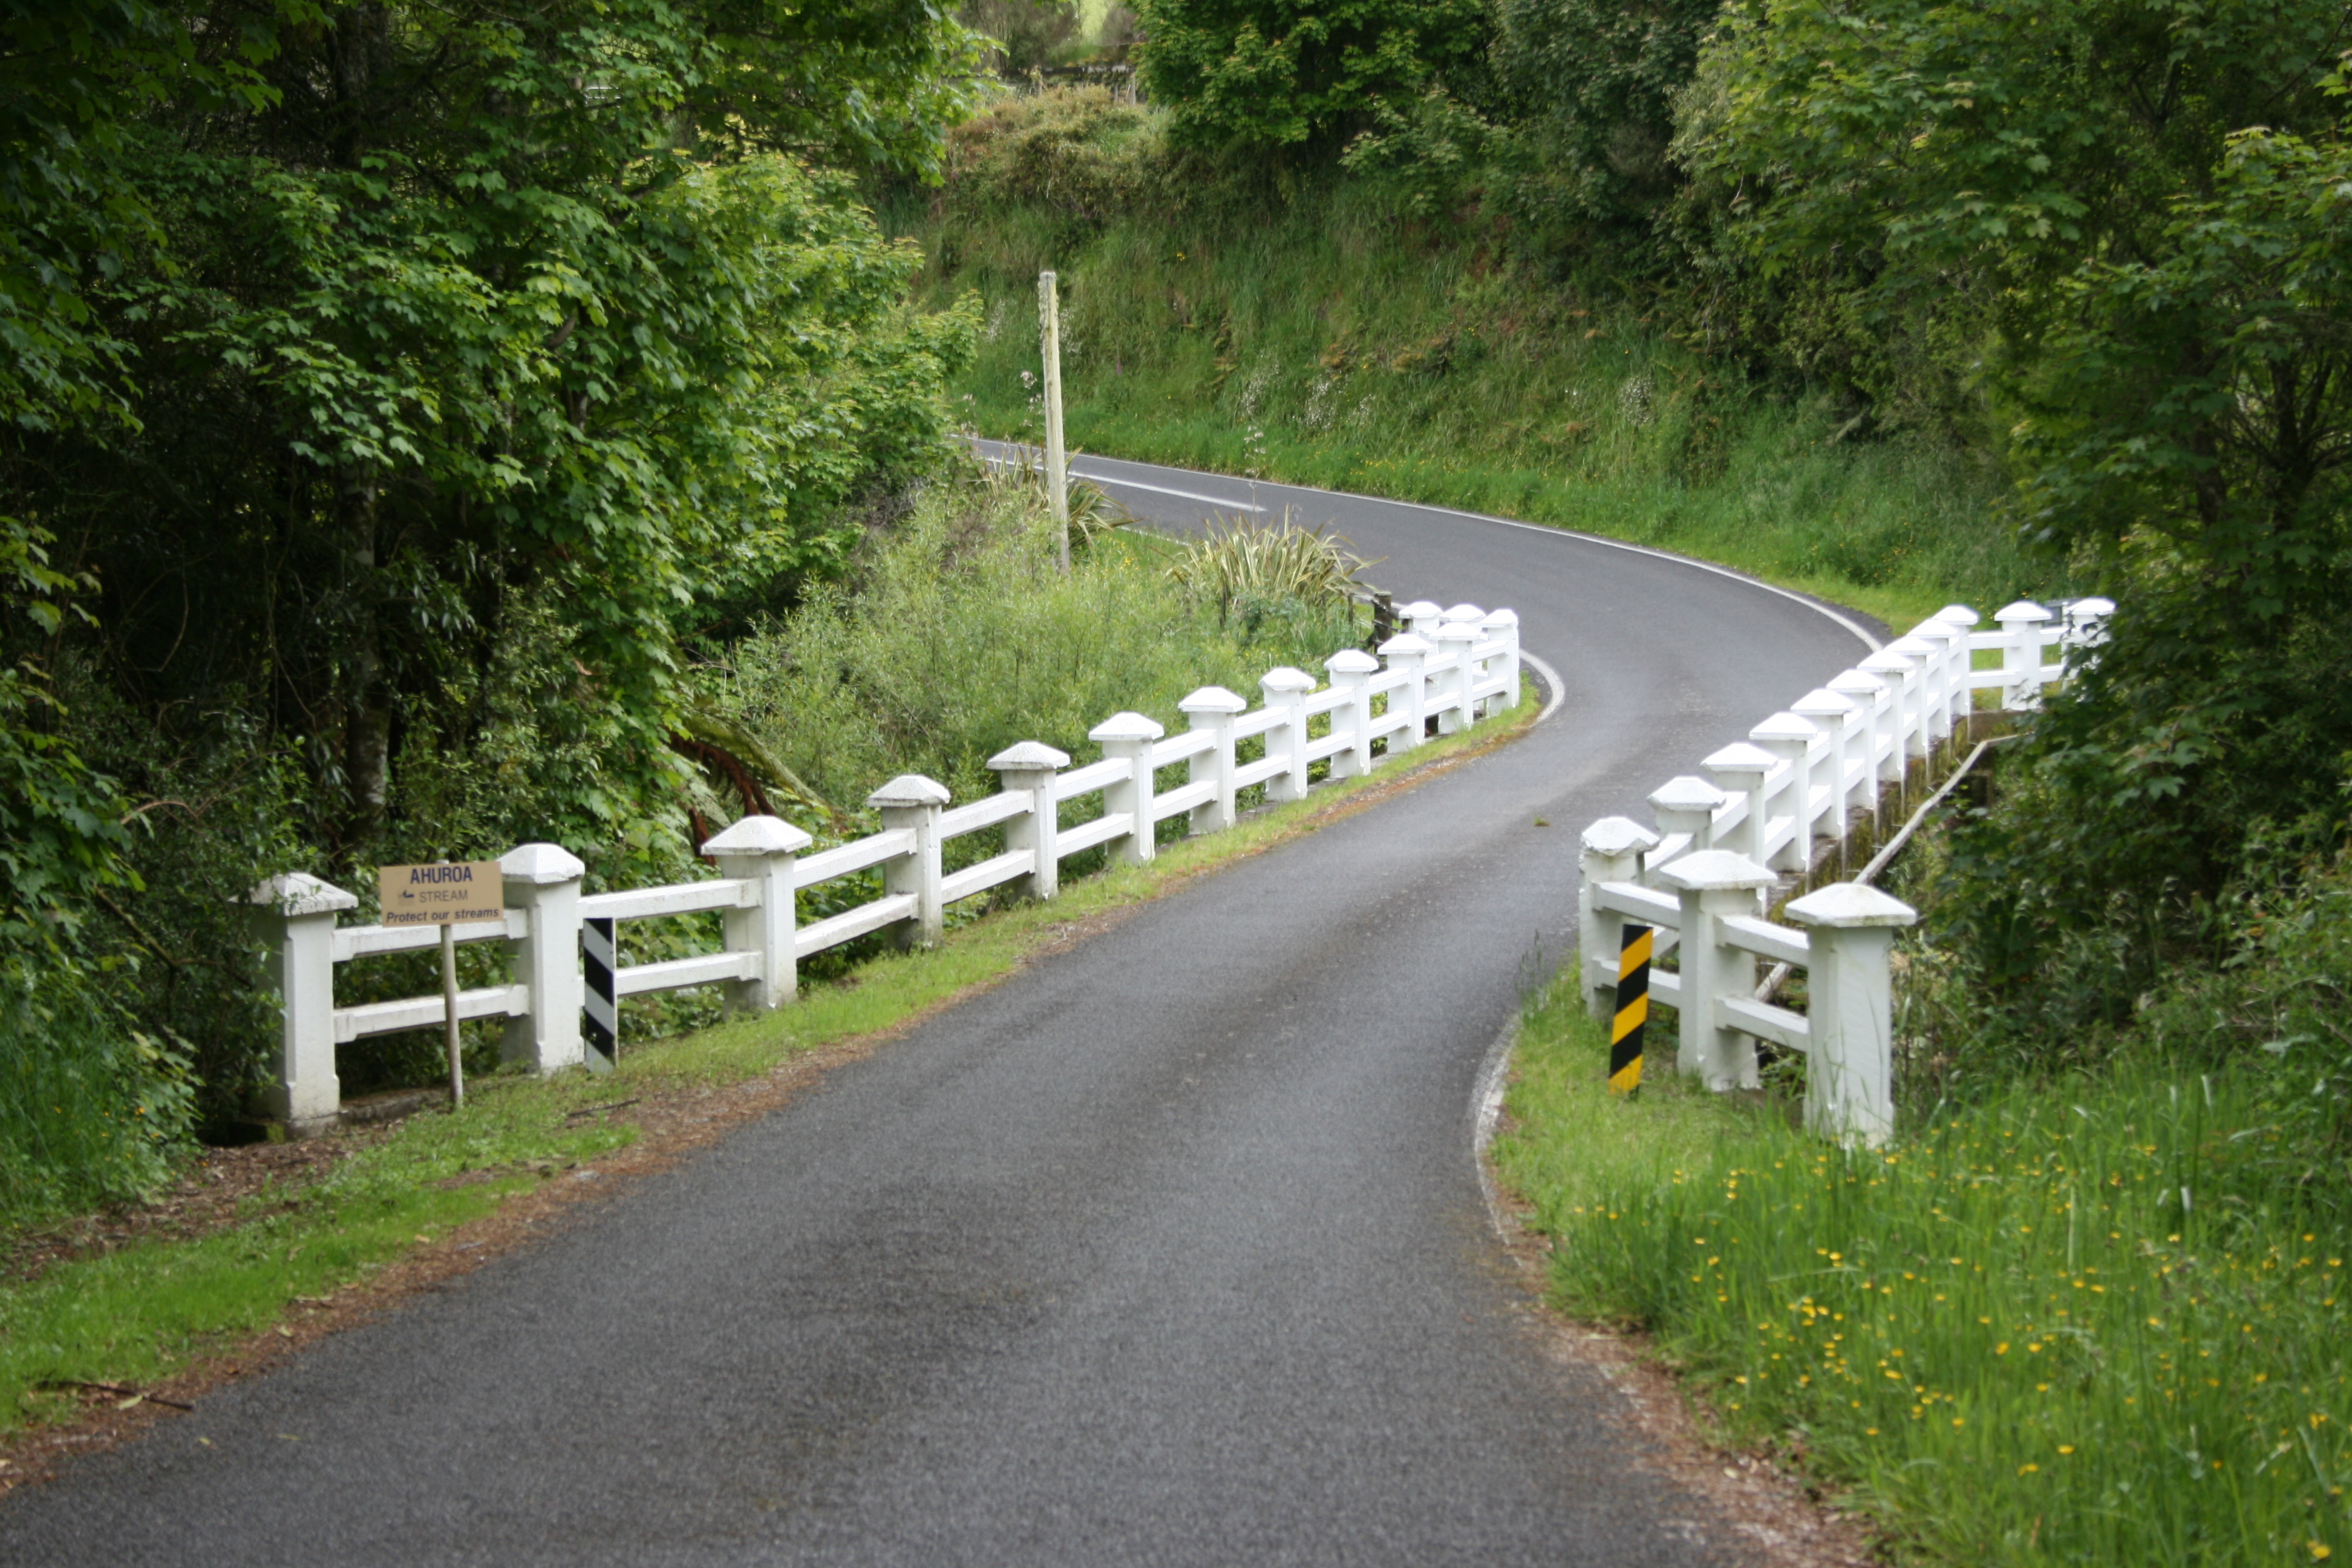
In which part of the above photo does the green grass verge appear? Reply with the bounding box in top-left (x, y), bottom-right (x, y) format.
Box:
top-left (2, 697), bottom-right (1535, 1439)
top-left (1498, 970), bottom-right (2352, 1565)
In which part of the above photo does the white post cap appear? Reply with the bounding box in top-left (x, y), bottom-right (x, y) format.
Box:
top-left (1785, 883), bottom-right (1918, 929)
top-left (1886, 634), bottom-right (1940, 657)
top-left (1580, 815), bottom-right (1659, 857)
top-left (1480, 607), bottom-right (1519, 629)
top-left (1649, 775), bottom-right (1727, 813)
top-left (1259, 667), bottom-right (1316, 694)
top-left (1324, 649), bottom-right (1380, 676)
top-left (1432, 620), bottom-right (1481, 640)
top-left (500, 842), bottom-right (587, 884)
top-left (247, 872), bottom-right (358, 916)
top-left (1828, 668), bottom-right (1888, 697)
top-left (2069, 596), bottom-right (2117, 616)
top-left (1750, 711), bottom-right (1819, 746)
top-left (1658, 849), bottom-right (1777, 893)
top-left (1792, 688), bottom-right (1858, 718)
top-left (1860, 649), bottom-right (1920, 676)
top-left (988, 739), bottom-right (1073, 770)
top-left (1178, 685), bottom-right (1249, 714)
top-left (1704, 740), bottom-right (1779, 776)
top-left (1397, 599), bottom-right (1443, 619)
top-left (1994, 599), bottom-right (2052, 624)
top-left (1442, 602), bottom-right (1486, 621)
top-left (1088, 711), bottom-right (1168, 743)
top-left (1377, 632), bottom-right (1434, 658)
top-left (867, 774), bottom-right (952, 808)
top-left (1934, 604), bottom-right (1981, 627)
top-left (700, 815), bottom-right (814, 857)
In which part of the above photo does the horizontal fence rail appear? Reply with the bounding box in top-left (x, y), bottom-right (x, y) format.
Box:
top-left (1575, 597), bottom-right (2113, 1145)
top-left (249, 599), bottom-right (1523, 1133)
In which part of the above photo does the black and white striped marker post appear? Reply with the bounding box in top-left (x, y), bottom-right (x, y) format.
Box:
top-left (582, 916), bottom-right (618, 1073)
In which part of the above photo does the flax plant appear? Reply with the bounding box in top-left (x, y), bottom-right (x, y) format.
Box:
top-left (1165, 509), bottom-right (1380, 628)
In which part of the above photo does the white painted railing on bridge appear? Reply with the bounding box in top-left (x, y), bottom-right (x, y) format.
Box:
top-left (1574, 596), bottom-right (2114, 1146)
top-left (250, 599), bottom-right (1523, 1134)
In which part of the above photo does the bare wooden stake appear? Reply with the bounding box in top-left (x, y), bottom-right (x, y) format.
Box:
top-left (1038, 269), bottom-right (1068, 571)
top-left (441, 918), bottom-right (463, 1111)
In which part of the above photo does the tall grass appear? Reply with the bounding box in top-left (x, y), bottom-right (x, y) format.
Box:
top-left (0, 984), bottom-right (197, 1231)
top-left (1501, 967), bottom-right (2352, 1564)
top-left (886, 88), bottom-right (2076, 630)
top-left (710, 463), bottom-right (1364, 814)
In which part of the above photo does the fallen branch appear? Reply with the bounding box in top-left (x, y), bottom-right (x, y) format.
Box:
top-left (562, 1099), bottom-right (640, 1122)
top-left (37, 1380), bottom-right (193, 1412)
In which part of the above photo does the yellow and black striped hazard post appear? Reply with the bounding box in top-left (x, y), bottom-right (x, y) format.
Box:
top-left (1609, 923), bottom-right (1652, 1095)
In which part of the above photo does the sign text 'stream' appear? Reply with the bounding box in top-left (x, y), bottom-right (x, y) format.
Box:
top-left (376, 861), bottom-right (505, 926)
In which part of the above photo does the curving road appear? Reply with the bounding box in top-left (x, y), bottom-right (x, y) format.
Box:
top-left (0, 453), bottom-right (1879, 1566)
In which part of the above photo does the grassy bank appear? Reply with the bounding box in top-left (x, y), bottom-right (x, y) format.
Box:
top-left (1499, 935), bottom-right (2352, 1564)
top-left (2, 692), bottom-right (1535, 1442)
top-left (886, 89), bottom-right (2079, 633)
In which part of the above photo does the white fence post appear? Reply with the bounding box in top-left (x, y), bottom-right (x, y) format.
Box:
top-left (1378, 632), bottom-right (1431, 751)
top-left (1431, 621), bottom-right (1478, 734)
top-left (1176, 688), bottom-right (1244, 831)
top-left (1786, 883), bottom-right (1918, 1148)
top-left (703, 815), bottom-right (814, 1013)
top-left (1792, 688), bottom-right (1857, 848)
top-left (1646, 775), bottom-right (1724, 883)
top-left (869, 774), bottom-right (950, 946)
top-left (1913, 622), bottom-right (1964, 745)
top-left (249, 872), bottom-right (357, 1137)
top-left (989, 740), bottom-right (1069, 899)
top-left (1658, 850), bottom-right (1777, 1090)
top-left (1442, 602), bottom-right (1487, 720)
top-left (500, 843), bottom-right (586, 1072)
top-left (1260, 667), bottom-right (1316, 800)
top-left (1578, 817), bottom-right (1657, 1022)
top-left (1400, 598), bottom-right (1443, 638)
top-left (1704, 741), bottom-right (1775, 865)
top-left (1828, 669), bottom-right (1888, 809)
top-left (1091, 711), bottom-right (1165, 863)
top-left (1481, 608), bottom-right (1521, 711)
top-left (1934, 604), bottom-right (1981, 730)
top-left (1749, 711), bottom-right (1818, 872)
top-left (1861, 647), bottom-right (1925, 771)
top-left (1324, 651), bottom-right (1379, 777)
top-left (1996, 599), bottom-right (2053, 711)
top-left (2062, 595), bottom-right (2115, 658)
top-left (1884, 636), bottom-right (1941, 756)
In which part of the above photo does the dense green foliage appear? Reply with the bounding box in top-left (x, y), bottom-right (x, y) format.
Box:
top-left (1105, 0), bottom-right (2352, 1053)
top-left (1134, 0), bottom-right (1485, 154)
top-left (0, 0), bottom-right (996, 1190)
top-left (1486, 0), bottom-right (1716, 260)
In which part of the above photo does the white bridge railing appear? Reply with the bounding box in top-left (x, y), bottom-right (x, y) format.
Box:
top-left (250, 599), bottom-right (1522, 1134)
top-left (1576, 596), bottom-right (2114, 1145)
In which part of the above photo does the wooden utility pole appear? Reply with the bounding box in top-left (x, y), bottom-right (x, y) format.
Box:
top-left (1038, 270), bottom-right (1069, 572)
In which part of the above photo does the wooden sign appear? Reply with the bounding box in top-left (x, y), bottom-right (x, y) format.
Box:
top-left (377, 861), bottom-right (505, 926)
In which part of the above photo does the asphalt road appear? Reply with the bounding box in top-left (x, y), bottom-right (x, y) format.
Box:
top-left (0, 453), bottom-right (1880, 1566)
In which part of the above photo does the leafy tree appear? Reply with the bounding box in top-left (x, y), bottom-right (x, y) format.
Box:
top-left (1135, 0), bottom-right (1487, 156)
top-left (1487, 0), bottom-right (1720, 265)
top-left (1680, 0), bottom-right (2350, 344)
top-left (0, 1), bottom-right (988, 1131)
top-left (14, 0), bottom-right (984, 849)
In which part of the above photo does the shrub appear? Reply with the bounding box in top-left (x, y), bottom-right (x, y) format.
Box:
top-left (0, 979), bottom-right (197, 1232)
top-left (1134, 0), bottom-right (1488, 157)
